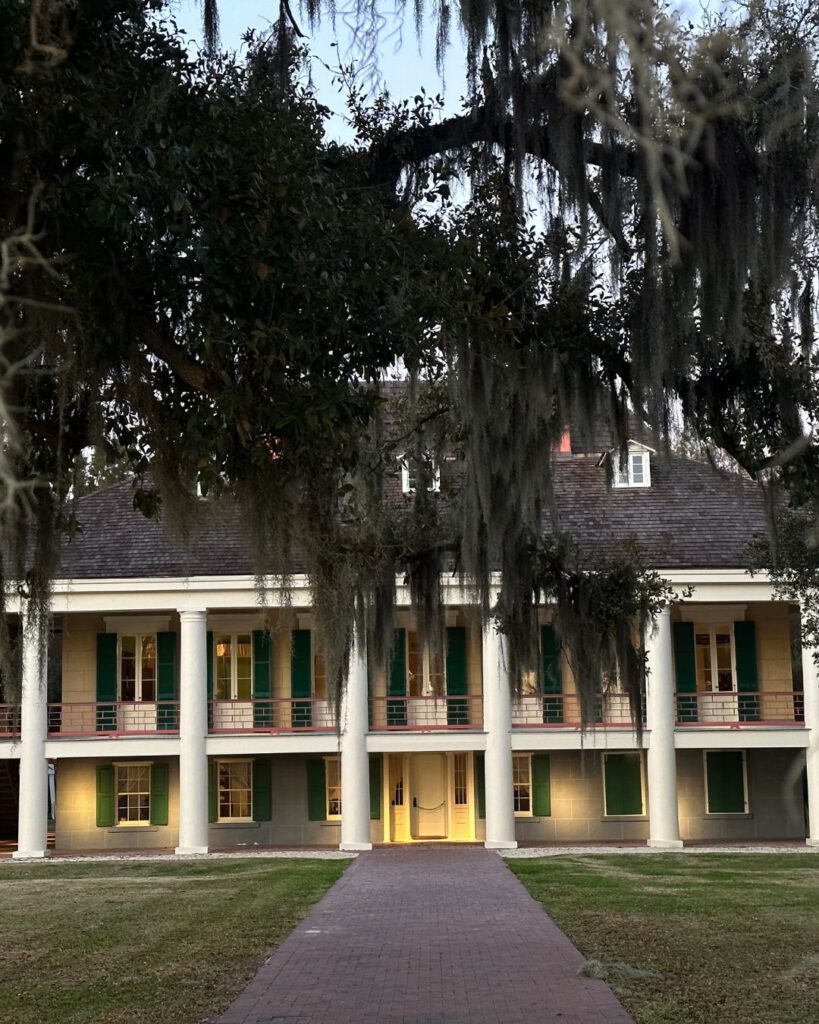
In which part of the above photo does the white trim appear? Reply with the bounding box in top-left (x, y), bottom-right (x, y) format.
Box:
top-left (401, 458), bottom-right (441, 495)
top-left (512, 752), bottom-right (534, 817)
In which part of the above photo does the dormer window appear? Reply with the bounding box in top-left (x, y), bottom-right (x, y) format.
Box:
top-left (401, 457), bottom-right (441, 495)
top-left (610, 443), bottom-right (652, 489)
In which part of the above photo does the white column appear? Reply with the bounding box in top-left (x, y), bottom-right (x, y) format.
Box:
top-left (13, 605), bottom-right (49, 859)
top-left (800, 623), bottom-right (819, 846)
top-left (645, 607), bottom-right (683, 849)
top-left (482, 621), bottom-right (517, 849)
top-left (176, 609), bottom-right (209, 855)
top-left (340, 627), bottom-right (372, 851)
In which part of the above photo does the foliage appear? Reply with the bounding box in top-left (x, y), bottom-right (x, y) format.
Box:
top-left (3, 1), bottom-right (819, 721)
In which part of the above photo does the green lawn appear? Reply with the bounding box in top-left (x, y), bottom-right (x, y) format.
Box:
top-left (0, 857), bottom-right (349, 1024)
top-left (510, 854), bottom-right (819, 1024)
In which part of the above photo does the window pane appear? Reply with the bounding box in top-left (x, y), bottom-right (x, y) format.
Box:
top-left (407, 632), bottom-right (422, 697)
top-left (121, 636), bottom-right (136, 701)
top-left (116, 765), bottom-right (150, 823)
top-left (218, 760), bottom-right (252, 820)
top-left (453, 754), bottom-right (467, 805)
top-left (630, 453), bottom-right (644, 483)
top-left (215, 635), bottom-right (232, 700)
top-left (313, 652), bottom-right (327, 699)
top-left (140, 636), bottom-right (156, 701)
top-left (236, 635), bottom-right (252, 699)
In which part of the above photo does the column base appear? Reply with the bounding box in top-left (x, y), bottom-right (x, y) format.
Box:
top-left (647, 838), bottom-right (684, 850)
top-left (339, 841), bottom-right (372, 851)
top-left (485, 839), bottom-right (518, 850)
top-left (805, 838), bottom-right (819, 848)
top-left (174, 845), bottom-right (210, 856)
top-left (12, 849), bottom-right (47, 860)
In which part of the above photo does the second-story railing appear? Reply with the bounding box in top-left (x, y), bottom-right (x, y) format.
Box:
top-left (208, 698), bottom-right (336, 732)
top-left (0, 704), bottom-right (20, 737)
top-left (369, 695), bottom-right (483, 730)
top-left (48, 701), bottom-right (181, 736)
top-left (675, 691), bottom-right (804, 726)
top-left (511, 693), bottom-right (643, 728)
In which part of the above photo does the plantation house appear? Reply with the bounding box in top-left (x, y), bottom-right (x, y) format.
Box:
top-left (1, 428), bottom-right (817, 856)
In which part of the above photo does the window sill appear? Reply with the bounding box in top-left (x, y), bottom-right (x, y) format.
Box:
top-left (704, 812), bottom-right (753, 819)
top-left (602, 815), bottom-right (648, 821)
top-left (106, 826), bottom-right (159, 833)
top-left (212, 821), bottom-right (260, 829)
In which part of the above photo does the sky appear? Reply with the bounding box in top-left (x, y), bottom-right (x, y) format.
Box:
top-left (171, 1), bottom-right (468, 140)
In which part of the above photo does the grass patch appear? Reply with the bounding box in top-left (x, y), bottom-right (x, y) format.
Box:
top-left (0, 857), bottom-right (350, 1024)
top-left (510, 854), bottom-right (819, 1024)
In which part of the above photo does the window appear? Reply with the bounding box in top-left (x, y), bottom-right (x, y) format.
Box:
top-left (214, 634), bottom-right (252, 700)
top-left (603, 753), bottom-right (644, 816)
top-left (313, 649), bottom-right (327, 699)
top-left (695, 625), bottom-right (735, 693)
top-left (407, 631), bottom-right (444, 696)
top-left (120, 634), bottom-right (156, 701)
top-left (401, 457), bottom-right (441, 495)
top-left (513, 753), bottom-right (532, 815)
top-left (453, 753), bottom-right (468, 806)
top-left (218, 760), bottom-right (252, 821)
top-left (116, 764), bottom-right (151, 824)
top-left (705, 750), bottom-right (748, 813)
top-left (611, 446), bottom-right (652, 489)
top-left (326, 756), bottom-right (342, 819)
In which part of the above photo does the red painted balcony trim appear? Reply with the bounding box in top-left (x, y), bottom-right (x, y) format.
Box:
top-left (46, 701), bottom-right (181, 737)
top-left (208, 698), bottom-right (337, 733)
top-left (368, 695), bottom-right (483, 731)
top-left (511, 693), bottom-right (644, 729)
top-left (674, 691), bottom-right (805, 727)
top-left (0, 704), bottom-right (20, 737)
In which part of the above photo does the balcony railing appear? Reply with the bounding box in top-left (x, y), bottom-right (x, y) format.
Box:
top-left (675, 691), bottom-right (805, 726)
top-left (208, 698), bottom-right (336, 732)
top-left (0, 704), bottom-right (20, 737)
top-left (511, 693), bottom-right (643, 728)
top-left (44, 699), bottom-right (338, 736)
top-left (369, 695), bottom-right (483, 730)
top-left (47, 701), bottom-right (181, 736)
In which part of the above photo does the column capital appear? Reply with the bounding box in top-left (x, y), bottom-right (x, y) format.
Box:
top-left (178, 608), bottom-right (208, 623)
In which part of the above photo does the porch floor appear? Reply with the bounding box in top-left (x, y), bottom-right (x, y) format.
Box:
top-left (217, 846), bottom-right (634, 1024)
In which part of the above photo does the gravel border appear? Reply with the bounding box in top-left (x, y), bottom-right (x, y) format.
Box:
top-left (500, 844), bottom-right (819, 857)
top-left (0, 849), bottom-right (355, 865)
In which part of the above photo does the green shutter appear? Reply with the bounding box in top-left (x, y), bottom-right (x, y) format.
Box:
top-left (734, 621), bottom-right (760, 722)
top-left (208, 760), bottom-right (217, 823)
top-left (253, 630), bottom-right (273, 729)
top-left (706, 750), bottom-right (747, 813)
top-left (388, 628), bottom-right (407, 726)
top-left (307, 758), bottom-right (326, 821)
top-left (96, 633), bottom-right (117, 733)
top-left (96, 764), bottom-right (115, 827)
top-left (604, 753), bottom-right (643, 815)
top-left (673, 621), bottom-right (698, 723)
top-left (541, 624), bottom-right (563, 723)
top-left (150, 763), bottom-right (169, 826)
top-left (206, 630), bottom-right (214, 729)
top-left (156, 632), bottom-right (178, 731)
top-left (446, 626), bottom-right (468, 725)
top-left (369, 754), bottom-right (382, 820)
top-left (474, 753), bottom-right (486, 819)
top-left (291, 629), bottom-right (312, 728)
top-left (252, 758), bottom-right (272, 821)
top-left (531, 754), bottom-right (551, 816)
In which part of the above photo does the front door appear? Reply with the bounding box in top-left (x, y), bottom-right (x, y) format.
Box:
top-left (410, 753), bottom-right (447, 839)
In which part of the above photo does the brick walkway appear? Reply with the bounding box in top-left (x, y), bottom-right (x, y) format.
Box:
top-left (219, 847), bottom-right (634, 1024)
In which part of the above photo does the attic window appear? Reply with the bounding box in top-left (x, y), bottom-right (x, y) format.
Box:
top-left (401, 457), bottom-right (440, 495)
top-left (611, 445), bottom-right (651, 489)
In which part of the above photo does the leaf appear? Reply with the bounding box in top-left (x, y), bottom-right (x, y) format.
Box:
top-left (256, 263), bottom-right (270, 280)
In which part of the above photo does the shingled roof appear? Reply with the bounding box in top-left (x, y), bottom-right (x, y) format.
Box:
top-left (55, 439), bottom-right (768, 581)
